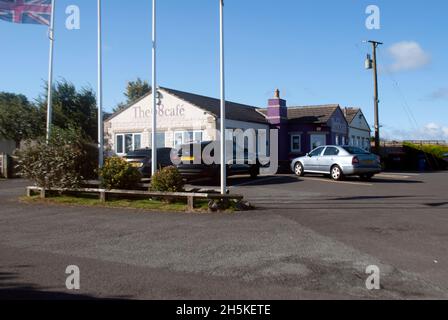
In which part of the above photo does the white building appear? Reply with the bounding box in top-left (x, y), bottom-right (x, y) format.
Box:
top-left (344, 108), bottom-right (371, 150)
top-left (104, 87), bottom-right (270, 156)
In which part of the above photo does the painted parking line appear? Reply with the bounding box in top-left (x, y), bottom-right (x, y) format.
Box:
top-left (376, 174), bottom-right (412, 179)
top-left (301, 177), bottom-right (373, 186)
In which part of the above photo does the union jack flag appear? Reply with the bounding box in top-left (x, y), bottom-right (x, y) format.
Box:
top-left (0, 0), bottom-right (52, 26)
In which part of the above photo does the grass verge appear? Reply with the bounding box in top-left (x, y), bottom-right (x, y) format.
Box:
top-left (20, 194), bottom-right (216, 213)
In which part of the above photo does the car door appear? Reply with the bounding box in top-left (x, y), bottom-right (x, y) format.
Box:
top-left (305, 147), bottom-right (325, 171)
top-left (320, 146), bottom-right (340, 173)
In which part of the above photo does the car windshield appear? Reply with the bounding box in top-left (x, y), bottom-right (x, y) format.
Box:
top-left (343, 147), bottom-right (370, 155)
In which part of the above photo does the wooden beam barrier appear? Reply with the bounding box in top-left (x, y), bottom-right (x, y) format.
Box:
top-left (25, 186), bottom-right (244, 212)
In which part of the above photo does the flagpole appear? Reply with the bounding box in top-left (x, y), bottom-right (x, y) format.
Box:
top-left (151, 0), bottom-right (157, 176)
top-left (219, 0), bottom-right (227, 195)
top-left (97, 0), bottom-right (104, 169)
top-left (46, 0), bottom-right (56, 142)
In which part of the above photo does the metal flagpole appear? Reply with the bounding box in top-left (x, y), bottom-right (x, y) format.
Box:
top-left (151, 0), bottom-right (157, 176)
top-left (46, 0), bottom-right (56, 142)
top-left (219, 0), bottom-right (227, 195)
top-left (97, 0), bottom-right (104, 168)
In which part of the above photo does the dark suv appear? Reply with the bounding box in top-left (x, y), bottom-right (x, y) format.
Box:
top-left (176, 141), bottom-right (260, 182)
top-left (124, 148), bottom-right (174, 178)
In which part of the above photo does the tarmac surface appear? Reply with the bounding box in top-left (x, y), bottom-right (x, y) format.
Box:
top-left (0, 172), bottom-right (447, 300)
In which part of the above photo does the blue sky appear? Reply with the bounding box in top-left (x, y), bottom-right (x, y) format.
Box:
top-left (1, 0), bottom-right (447, 140)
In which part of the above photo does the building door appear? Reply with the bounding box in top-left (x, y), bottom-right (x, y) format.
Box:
top-left (310, 134), bottom-right (326, 151)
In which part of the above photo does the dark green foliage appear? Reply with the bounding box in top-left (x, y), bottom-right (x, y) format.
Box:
top-left (16, 127), bottom-right (95, 189)
top-left (0, 92), bottom-right (42, 147)
top-left (150, 166), bottom-right (185, 192)
top-left (36, 80), bottom-right (98, 142)
top-left (403, 143), bottom-right (448, 170)
top-left (100, 157), bottom-right (142, 190)
top-left (114, 78), bottom-right (151, 113)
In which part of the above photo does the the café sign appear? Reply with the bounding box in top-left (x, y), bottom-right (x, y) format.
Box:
top-left (133, 104), bottom-right (186, 120)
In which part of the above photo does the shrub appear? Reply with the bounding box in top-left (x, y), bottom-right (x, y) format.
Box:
top-left (150, 166), bottom-right (184, 192)
top-left (100, 157), bottom-right (142, 190)
top-left (16, 127), bottom-right (94, 189)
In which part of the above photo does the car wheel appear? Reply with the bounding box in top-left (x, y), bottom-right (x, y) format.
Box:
top-left (294, 162), bottom-right (305, 177)
top-left (360, 174), bottom-right (374, 181)
top-left (330, 165), bottom-right (344, 181)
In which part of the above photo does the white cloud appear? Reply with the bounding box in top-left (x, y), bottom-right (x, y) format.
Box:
top-left (387, 41), bottom-right (431, 72)
top-left (383, 123), bottom-right (448, 141)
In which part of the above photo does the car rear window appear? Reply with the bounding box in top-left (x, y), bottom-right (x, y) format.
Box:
top-left (342, 147), bottom-right (369, 155)
top-left (324, 147), bottom-right (340, 156)
top-left (126, 149), bottom-right (151, 157)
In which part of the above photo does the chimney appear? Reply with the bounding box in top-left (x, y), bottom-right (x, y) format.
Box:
top-left (267, 89), bottom-right (287, 125)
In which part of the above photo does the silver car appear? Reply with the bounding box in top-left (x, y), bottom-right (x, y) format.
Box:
top-left (291, 146), bottom-right (382, 181)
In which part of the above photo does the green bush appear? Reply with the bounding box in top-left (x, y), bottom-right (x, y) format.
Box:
top-left (100, 157), bottom-right (142, 190)
top-left (150, 166), bottom-right (185, 192)
top-left (16, 127), bottom-right (95, 189)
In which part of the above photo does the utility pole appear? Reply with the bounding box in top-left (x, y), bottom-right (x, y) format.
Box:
top-left (365, 40), bottom-right (383, 153)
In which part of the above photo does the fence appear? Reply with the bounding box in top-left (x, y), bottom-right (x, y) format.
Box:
top-left (403, 140), bottom-right (447, 146)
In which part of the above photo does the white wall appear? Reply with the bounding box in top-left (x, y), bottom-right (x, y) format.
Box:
top-left (348, 110), bottom-right (371, 149)
top-left (105, 89), bottom-right (269, 155)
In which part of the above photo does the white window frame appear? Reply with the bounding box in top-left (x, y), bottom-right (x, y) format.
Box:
top-left (149, 132), bottom-right (166, 148)
top-left (290, 134), bottom-right (302, 152)
top-left (115, 133), bottom-right (142, 156)
top-left (174, 130), bottom-right (204, 147)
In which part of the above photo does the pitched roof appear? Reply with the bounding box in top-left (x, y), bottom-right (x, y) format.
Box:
top-left (258, 104), bottom-right (340, 124)
top-left (161, 87), bottom-right (267, 124)
top-left (343, 108), bottom-right (360, 124)
top-left (287, 105), bottom-right (340, 124)
top-left (106, 87), bottom-right (268, 124)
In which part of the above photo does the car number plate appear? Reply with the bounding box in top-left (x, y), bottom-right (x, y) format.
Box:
top-left (130, 163), bottom-right (143, 168)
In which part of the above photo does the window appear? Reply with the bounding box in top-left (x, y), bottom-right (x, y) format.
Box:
top-left (149, 132), bottom-right (166, 148)
top-left (174, 131), bottom-right (203, 147)
top-left (309, 146), bottom-right (325, 157)
top-left (115, 133), bottom-right (142, 155)
top-left (324, 147), bottom-right (340, 156)
top-left (116, 135), bottom-right (124, 154)
top-left (290, 134), bottom-right (301, 152)
top-left (335, 135), bottom-right (340, 146)
top-left (134, 134), bottom-right (142, 150)
top-left (343, 146), bottom-right (369, 155)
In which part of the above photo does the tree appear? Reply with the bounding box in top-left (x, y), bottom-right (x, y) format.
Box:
top-left (36, 80), bottom-right (98, 142)
top-left (114, 78), bottom-right (151, 113)
top-left (0, 92), bottom-right (42, 148)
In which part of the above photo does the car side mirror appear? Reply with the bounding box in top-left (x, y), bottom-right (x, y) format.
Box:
top-left (307, 153), bottom-right (311, 157)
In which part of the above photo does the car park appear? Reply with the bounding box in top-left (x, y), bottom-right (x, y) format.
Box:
top-left (291, 145), bottom-right (382, 181)
top-left (176, 141), bottom-right (260, 182)
top-left (124, 148), bottom-right (174, 178)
